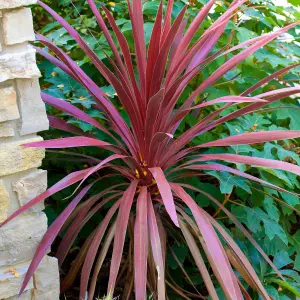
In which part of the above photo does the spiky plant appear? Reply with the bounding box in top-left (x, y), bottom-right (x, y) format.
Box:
top-left (2, 0), bottom-right (300, 299)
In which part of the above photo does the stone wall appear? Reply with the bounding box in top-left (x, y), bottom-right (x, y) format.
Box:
top-left (0, 1), bottom-right (59, 299)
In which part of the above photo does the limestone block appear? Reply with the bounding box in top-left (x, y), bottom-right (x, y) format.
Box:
top-left (16, 79), bottom-right (49, 135)
top-left (0, 213), bottom-right (47, 267)
top-left (0, 0), bottom-right (36, 9)
top-left (2, 8), bottom-right (35, 46)
top-left (0, 122), bottom-right (15, 137)
top-left (0, 17), bottom-right (2, 53)
top-left (7, 289), bottom-right (32, 300)
top-left (12, 169), bottom-right (47, 212)
top-left (0, 11), bottom-right (2, 53)
top-left (0, 181), bottom-right (9, 223)
top-left (31, 256), bottom-right (60, 300)
top-left (0, 137), bottom-right (45, 177)
top-left (31, 287), bottom-right (60, 300)
top-left (34, 256), bottom-right (59, 291)
top-left (0, 47), bottom-right (40, 83)
top-left (0, 86), bottom-right (20, 122)
top-left (0, 261), bottom-right (34, 299)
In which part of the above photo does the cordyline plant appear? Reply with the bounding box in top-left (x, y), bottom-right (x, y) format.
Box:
top-left (2, 0), bottom-right (300, 299)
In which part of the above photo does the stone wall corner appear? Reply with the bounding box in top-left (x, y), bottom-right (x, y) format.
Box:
top-left (0, 1), bottom-right (59, 299)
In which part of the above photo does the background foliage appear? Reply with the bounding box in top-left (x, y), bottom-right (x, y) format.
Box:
top-left (33, 0), bottom-right (300, 298)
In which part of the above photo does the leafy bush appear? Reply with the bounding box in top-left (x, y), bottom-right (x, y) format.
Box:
top-left (3, 0), bottom-right (300, 299)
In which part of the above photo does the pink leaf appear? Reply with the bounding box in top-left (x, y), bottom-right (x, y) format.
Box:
top-left (171, 183), bottom-right (243, 299)
top-left (134, 186), bottom-right (148, 300)
top-left (107, 180), bottom-right (139, 297)
top-left (147, 194), bottom-right (166, 299)
top-left (42, 93), bottom-right (105, 131)
top-left (19, 184), bottom-right (92, 295)
top-left (169, 0), bottom-right (216, 70)
top-left (202, 153), bottom-right (300, 176)
top-left (186, 164), bottom-right (298, 195)
top-left (149, 167), bottom-right (179, 227)
top-left (198, 130), bottom-right (300, 148)
top-left (146, 3), bottom-right (163, 100)
top-left (0, 167), bottom-right (93, 228)
top-left (80, 201), bottom-right (120, 299)
top-left (178, 183), bottom-right (284, 281)
top-left (57, 190), bottom-right (123, 266)
top-left (161, 0), bottom-right (174, 42)
top-left (48, 116), bottom-right (92, 137)
top-left (22, 136), bottom-right (110, 149)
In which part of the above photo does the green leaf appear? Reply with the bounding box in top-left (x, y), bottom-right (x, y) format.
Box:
top-left (234, 207), bottom-right (288, 244)
top-left (276, 107), bottom-right (300, 130)
top-left (288, 0), bottom-right (300, 6)
top-left (267, 279), bottom-right (300, 297)
top-left (273, 251), bottom-right (293, 269)
top-left (293, 231), bottom-right (300, 271)
top-left (263, 196), bottom-right (279, 222)
top-left (167, 244), bottom-right (189, 269)
top-left (295, 251), bottom-right (300, 272)
top-left (144, 22), bottom-right (154, 44)
top-left (195, 183), bottom-right (224, 208)
top-left (237, 27), bottom-right (258, 43)
top-left (255, 49), bottom-right (293, 68)
top-left (264, 285), bottom-right (279, 299)
top-left (143, 1), bottom-right (159, 15)
top-left (67, 119), bottom-right (93, 132)
top-left (280, 192), bottom-right (300, 207)
top-left (250, 185), bottom-right (265, 206)
top-left (71, 97), bottom-right (95, 109)
top-left (206, 170), bottom-right (251, 194)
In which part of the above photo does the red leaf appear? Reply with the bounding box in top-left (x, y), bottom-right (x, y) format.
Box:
top-left (38, 1), bottom-right (138, 157)
top-left (80, 200), bottom-right (120, 299)
top-left (134, 186), bottom-right (148, 300)
top-left (147, 194), bottom-right (166, 299)
top-left (167, 96), bottom-right (268, 130)
top-left (241, 63), bottom-right (300, 96)
top-left (149, 167), bottom-right (179, 227)
top-left (186, 164), bottom-right (297, 196)
top-left (149, 6), bottom-right (187, 98)
top-left (127, 0), bottom-right (146, 95)
top-left (87, 0), bottom-right (129, 79)
top-left (149, 132), bottom-right (173, 167)
top-left (34, 46), bottom-right (75, 79)
top-left (41, 93), bottom-right (105, 131)
top-left (161, 0), bottom-right (174, 42)
top-left (198, 130), bottom-right (300, 148)
top-left (68, 154), bottom-right (129, 198)
top-left (146, 3), bottom-right (163, 100)
top-left (0, 167), bottom-right (93, 228)
top-left (183, 22), bottom-right (299, 109)
top-left (178, 183), bottom-right (284, 281)
top-left (202, 153), bottom-right (300, 176)
top-left (178, 215), bottom-right (218, 300)
top-left (88, 222), bottom-right (116, 300)
top-left (102, 5), bottom-right (142, 110)
top-left (23, 136), bottom-right (110, 149)
top-left (107, 180), bottom-right (139, 297)
top-left (57, 190), bottom-right (123, 266)
top-left (48, 116), bottom-right (92, 137)
top-left (61, 231), bottom-right (95, 293)
top-left (204, 212), bottom-right (271, 299)
top-left (170, 0), bottom-right (216, 68)
top-left (19, 185), bottom-right (92, 295)
top-left (145, 89), bottom-right (165, 150)
top-left (171, 184), bottom-right (243, 299)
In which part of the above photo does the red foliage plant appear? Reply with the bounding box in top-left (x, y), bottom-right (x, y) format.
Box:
top-left (1, 0), bottom-right (300, 299)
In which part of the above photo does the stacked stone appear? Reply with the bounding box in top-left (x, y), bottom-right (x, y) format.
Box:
top-left (0, 1), bottom-right (59, 299)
